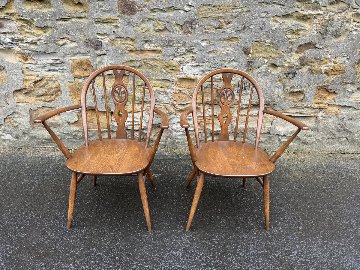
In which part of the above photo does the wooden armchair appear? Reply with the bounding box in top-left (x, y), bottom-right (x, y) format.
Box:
top-left (180, 68), bottom-right (308, 231)
top-left (34, 65), bottom-right (169, 231)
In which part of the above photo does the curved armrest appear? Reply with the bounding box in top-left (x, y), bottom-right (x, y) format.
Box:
top-left (33, 105), bottom-right (81, 159)
top-left (264, 108), bottom-right (309, 130)
top-left (264, 108), bottom-right (309, 163)
top-left (154, 108), bottom-right (169, 129)
top-left (180, 106), bottom-right (193, 128)
top-left (34, 105), bottom-right (82, 123)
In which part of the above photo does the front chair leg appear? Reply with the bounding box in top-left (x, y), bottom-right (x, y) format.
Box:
top-left (186, 172), bottom-right (205, 231)
top-left (67, 171), bottom-right (78, 229)
top-left (138, 172), bottom-right (152, 231)
top-left (145, 168), bottom-right (155, 187)
top-left (93, 175), bottom-right (97, 187)
top-left (186, 166), bottom-right (197, 188)
top-left (263, 175), bottom-right (270, 230)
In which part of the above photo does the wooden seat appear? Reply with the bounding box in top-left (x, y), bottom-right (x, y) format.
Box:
top-left (195, 141), bottom-right (274, 177)
top-left (66, 139), bottom-right (154, 175)
top-left (180, 68), bottom-right (308, 231)
top-left (34, 65), bottom-right (169, 231)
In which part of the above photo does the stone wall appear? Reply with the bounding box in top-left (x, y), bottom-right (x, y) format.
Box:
top-left (0, 0), bottom-right (359, 155)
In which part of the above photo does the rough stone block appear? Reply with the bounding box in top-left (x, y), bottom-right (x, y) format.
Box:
top-left (17, 18), bottom-right (53, 39)
top-left (14, 76), bottom-right (62, 103)
top-left (296, 42), bottom-right (317, 54)
top-left (176, 77), bottom-right (197, 90)
top-left (124, 59), bottom-right (180, 76)
top-left (128, 49), bottom-right (162, 57)
top-left (68, 80), bottom-right (83, 105)
top-left (0, 0), bottom-right (16, 14)
top-left (136, 19), bottom-right (169, 34)
top-left (324, 63), bottom-right (345, 76)
top-left (118, 0), bottom-right (140, 15)
top-left (0, 18), bottom-right (17, 33)
top-left (350, 92), bottom-right (360, 103)
top-left (94, 17), bottom-right (119, 24)
top-left (325, 105), bottom-right (341, 115)
top-left (355, 62), bottom-right (360, 79)
top-left (23, 0), bottom-right (52, 10)
top-left (197, 4), bottom-right (245, 18)
top-left (63, 0), bottom-right (88, 13)
top-left (286, 90), bottom-right (305, 103)
top-left (172, 91), bottom-right (191, 106)
top-left (0, 65), bottom-right (7, 85)
top-left (109, 37), bottom-right (136, 49)
top-left (251, 42), bottom-right (282, 59)
top-left (313, 86), bottom-right (336, 108)
top-left (70, 58), bottom-right (94, 78)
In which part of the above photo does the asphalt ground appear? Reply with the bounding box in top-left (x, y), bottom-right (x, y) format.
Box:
top-left (0, 151), bottom-right (359, 269)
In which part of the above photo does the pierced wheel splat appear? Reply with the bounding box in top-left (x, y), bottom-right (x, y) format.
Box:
top-left (218, 73), bottom-right (235, 141)
top-left (111, 70), bottom-right (129, 139)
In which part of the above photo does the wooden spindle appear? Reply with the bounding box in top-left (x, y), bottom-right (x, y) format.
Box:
top-left (201, 85), bottom-right (207, 142)
top-left (234, 77), bottom-right (244, 142)
top-left (211, 76), bottom-right (214, 142)
top-left (243, 82), bottom-right (253, 143)
top-left (102, 73), bottom-right (111, 139)
top-left (131, 74), bottom-right (136, 140)
top-left (91, 80), bottom-right (102, 140)
top-left (138, 83), bottom-right (145, 141)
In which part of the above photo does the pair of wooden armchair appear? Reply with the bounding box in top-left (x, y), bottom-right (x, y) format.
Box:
top-left (34, 66), bottom-right (308, 231)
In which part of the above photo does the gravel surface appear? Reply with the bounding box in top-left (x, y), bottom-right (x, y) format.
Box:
top-left (0, 152), bottom-right (359, 269)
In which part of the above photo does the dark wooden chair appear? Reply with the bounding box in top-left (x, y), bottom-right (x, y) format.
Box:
top-left (180, 68), bottom-right (308, 231)
top-left (34, 65), bottom-right (169, 231)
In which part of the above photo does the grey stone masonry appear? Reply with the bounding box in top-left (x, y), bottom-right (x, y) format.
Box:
top-left (0, 0), bottom-right (359, 154)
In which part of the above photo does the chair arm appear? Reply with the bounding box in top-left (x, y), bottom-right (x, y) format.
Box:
top-left (33, 105), bottom-right (81, 159)
top-left (180, 106), bottom-right (193, 128)
top-left (264, 108), bottom-right (309, 163)
top-left (264, 108), bottom-right (309, 130)
top-left (34, 105), bottom-right (82, 123)
top-left (154, 108), bottom-right (169, 129)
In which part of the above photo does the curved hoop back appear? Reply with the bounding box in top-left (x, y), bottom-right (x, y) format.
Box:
top-left (192, 68), bottom-right (265, 148)
top-left (80, 65), bottom-right (155, 147)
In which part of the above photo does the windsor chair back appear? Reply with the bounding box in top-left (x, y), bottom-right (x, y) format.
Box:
top-left (35, 65), bottom-right (169, 231)
top-left (180, 68), bottom-right (308, 231)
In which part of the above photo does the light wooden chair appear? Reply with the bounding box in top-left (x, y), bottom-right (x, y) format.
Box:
top-left (34, 65), bottom-right (169, 231)
top-left (180, 68), bottom-right (308, 231)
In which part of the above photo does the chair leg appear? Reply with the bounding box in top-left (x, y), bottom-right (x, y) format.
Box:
top-left (263, 175), bottom-right (270, 230)
top-left (145, 168), bottom-right (155, 187)
top-left (242, 177), bottom-right (247, 188)
top-left (93, 175), bottom-right (97, 187)
top-left (67, 171), bottom-right (77, 229)
top-left (186, 173), bottom-right (205, 231)
top-left (138, 172), bottom-right (152, 231)
top-left (186, 166), bottom-right (197, 188)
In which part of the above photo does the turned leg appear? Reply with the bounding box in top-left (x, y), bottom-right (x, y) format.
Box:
top-left (186, 166), bottom-right (197, 188)
top-left (67, 171), bottom-right (77, 229)
top-left (242, 177), bottom-right (247, 188)
top-left (145, 168), bottom-right (155, 187)
top-left (186, 173), bottom-right (205, 231)
top-left (138, 172), bottom-right (152, 231)
top-left (263, 175), bottom-right (270, 230)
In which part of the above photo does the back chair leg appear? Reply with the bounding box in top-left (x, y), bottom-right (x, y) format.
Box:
top-left (263, 175), bottom-right (270, 230)
top-left (138, 172), bottom-right (152, 231)
top-left (67, 171), bottom-right (78, 229)
top-left (145, 168), bottom-right (155, 187)
top-left (186, 172), bottom-right (205, 231)
top-left (242, 177), bottom-right (247, 188)
top-left (93, 175), bottom-right (97, 186)
top-left (186, 166), bottom-right (197, 188)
